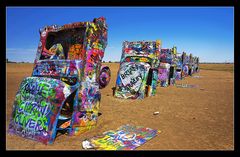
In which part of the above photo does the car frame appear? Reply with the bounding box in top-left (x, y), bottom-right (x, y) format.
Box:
top-left (114, 40), bottom-right (161, 99)
top-left (8, 17), bottom-right (110, 144)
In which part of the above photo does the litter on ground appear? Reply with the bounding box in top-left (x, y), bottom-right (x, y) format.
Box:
top-left (175, 84), bottom-right (199, 88)
top-left (191, 75), bottom-right (203, 78)
top-left (153, 111), bottom-right (160, 115)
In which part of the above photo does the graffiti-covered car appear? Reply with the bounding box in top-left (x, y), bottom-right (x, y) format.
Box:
top-left (158, 63), bottom-right (170, 87)
top-left (174, 54), bottom-right (183, 80)
top-left (159, 47), bottom-right (176, 86)
top-left (182, 52), bottom-right (200, 77)
top-left (192, 56), bottom-right (200, 74)
top-left (8, 17), bottom-right (110, 144)
top-left (182, 52), bottom-right (190, 77)
top-left (188, 53), bottom-right (194, 76)
top-left (114, 40), bottom-right (161, 99)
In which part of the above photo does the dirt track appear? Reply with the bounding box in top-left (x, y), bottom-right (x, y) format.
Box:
top-left (6, 63), bottom-right (234, 150)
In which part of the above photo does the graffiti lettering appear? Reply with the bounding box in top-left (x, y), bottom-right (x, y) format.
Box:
top-left (21, 81), bottom-right (55, 98)
top-left (129, 74), bottom-right (142, 86)
top-left (17, 101), bottom-right (50, 116)
top-left (9, 17), bottom-right (109, 144)
top-left (120, 65), bottom-right (138, 80)
top-left (14, 100), bottom-right (50, 132)
top-left (14, 113), bottom-right (48, 131)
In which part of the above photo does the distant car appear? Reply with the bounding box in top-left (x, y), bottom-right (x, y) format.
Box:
top-left (175, 55), bottom-right (183, 80)
top-left (192, 56), bottom-right (200, 74)
top-left (182, 52), bottom-right (190, 77)
top-left (188, 53), bottom-right (194, 76)
top-left (8, 17), bottom-right (110, 144)
top-left (114, 40), bottom-right (161, 99)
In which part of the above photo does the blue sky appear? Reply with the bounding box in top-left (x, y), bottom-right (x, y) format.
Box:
top-left (6, 7), bottom-right (234, 63)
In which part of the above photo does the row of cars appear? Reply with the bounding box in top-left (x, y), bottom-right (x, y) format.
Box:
top-left (8, 17), bottom-right (199, 144)
top-left (114, 41), bottom-right (200, 99)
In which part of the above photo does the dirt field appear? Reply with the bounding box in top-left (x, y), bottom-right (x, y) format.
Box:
top-left (6, 63), bottom-right (234, 150)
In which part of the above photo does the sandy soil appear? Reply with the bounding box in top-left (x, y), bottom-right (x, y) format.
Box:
top-left (6, 63), bottom-right (234, 150)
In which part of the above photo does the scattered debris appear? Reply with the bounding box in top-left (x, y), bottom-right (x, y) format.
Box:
top-left (82, 139), bottom-right (94, 149)
top-left (192, 75), bottom-right (202, 78)
top-left (175, 84), bottom-right (199, 88)
top-left (153, 111), bottom-right (160, 115)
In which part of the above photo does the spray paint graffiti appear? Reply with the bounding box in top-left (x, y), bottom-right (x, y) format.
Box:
top-left (160, 48), bottom-right (173, 64)
top-left (149, 69), bottom-right (158, 96)
top-left (9, 17), bottom-right (109, 144)
top-left (115, 62), bottom-right (150, 99)
top-left (158, 46), bottom-right (200, 84)
top-left (8, 77), bottom-right (74, 144)
top-left (99, 66), bottom-right (111, 89)
top-left (182, 52), bottom-right (190, 77)
top-left (70, 82), bottom-right (101, 135)
top-left (178, 52), bottom-right (200, 79)
top-left (192, 56), bottom-right (200, 74)
top-left (157, 46), bottom-right (199, 87)
top-left (182, 63), bottom-right (189, 77)
top-left (114, 40), bottom-right (161, 99)
top-left (174, 55), bottom-right (183, 80)
top-left (175, 69), bottom-right (182, 80)
top-left (87, 124), bottom-right (160, 150)
top-left (158, 47), bottom-right (177, 86)
top-left (120, 64), bottom-right (144, 91)
top-left (158, 63), bottom-right (170, 87)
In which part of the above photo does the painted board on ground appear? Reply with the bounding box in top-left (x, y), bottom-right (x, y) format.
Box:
top-left (87, 124), bottom-right (160, 150)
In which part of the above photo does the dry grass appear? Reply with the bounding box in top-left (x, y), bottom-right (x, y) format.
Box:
top-left (199, 64), bottom-right (233, 72)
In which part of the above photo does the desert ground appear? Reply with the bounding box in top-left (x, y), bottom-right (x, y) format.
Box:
top-left (6, 63), bottom-right (234, 150)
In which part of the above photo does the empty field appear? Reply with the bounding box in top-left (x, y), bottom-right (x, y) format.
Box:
top-left (199, 63), bottom-right (233, 72)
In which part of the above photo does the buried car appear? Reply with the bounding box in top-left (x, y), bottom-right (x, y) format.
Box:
top-left (182, 52), bottom-right (190, 77)
top-left (174, 54), bottom-right (183, 80)
top-left (158, 62), bottom-right (170, 87)
top-left (181, 52), bottom-right (199, 77)
top-left (114, 40), bottom-right (161, 99)
top-left (158, 47), bottom-right (176, 86)
top-left (192, 56), bottom-right (200, 74)
top-left (8, 17), bottom-right (111, 144)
